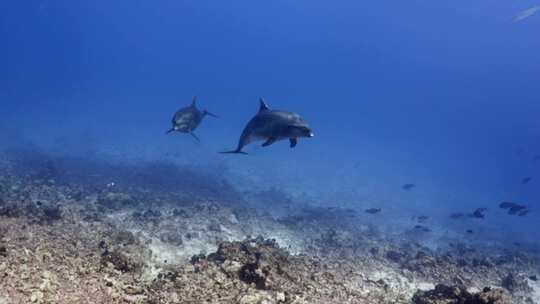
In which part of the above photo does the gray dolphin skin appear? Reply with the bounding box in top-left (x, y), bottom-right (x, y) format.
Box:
top-left (221, 98), bottom-right (314, 154)
top-left (166, 96), bottom-right (217, 141)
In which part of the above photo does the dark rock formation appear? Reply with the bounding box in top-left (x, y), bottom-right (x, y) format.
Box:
top-left (412, 284), bottom-right (511, 304)
top-left (205, 237), bottom-right (287, 290)
top-left (159, 231), bottom-right (183, 246)
top-left (386, 250), bottom-right (405, 263)
top-left (114, 230), bottom-right (137, 246)
top-left (501, 273), bottom-right (532, 294)
top-left (41, 205), bottom-right (62, 222)
top-left (101, 249), bottom-right (142, 273)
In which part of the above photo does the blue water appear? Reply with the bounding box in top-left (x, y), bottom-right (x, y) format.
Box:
top-left (1, 1), bottom-right (539, 245)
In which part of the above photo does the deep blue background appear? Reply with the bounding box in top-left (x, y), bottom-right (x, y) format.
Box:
top-left (1, 0), bottom-right (539, 244)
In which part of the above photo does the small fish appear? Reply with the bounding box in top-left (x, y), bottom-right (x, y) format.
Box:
top-left (466, 229), bottom-right (473, 234)
top-left (449, 212), bottom-right (465, 220)
top-left (365, 208), bottom-right (381, 214)
top-left (508, 205), bottom-right (527, 215)
top-left (513, 6), bottom-right (540, 23)
top-left (402, 184), bottom-right (415, 191)
top-left (530, 275), bottom-right (538, 282)
top-left (518, 209), bottom-right (530, 217)
top-left (417, 215), bottom-right (429, 223)
top-left (470, 208), bottom-right (487, 219)
top-left (414, 225), bottom-right (431, 233)
top-left (522, 177), bottom-right (532, 184)
top-left (500, 202), bottom-right (519, 209)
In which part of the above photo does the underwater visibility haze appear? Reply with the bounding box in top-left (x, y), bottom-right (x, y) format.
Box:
top-left (1, 1), bottom-right (540, 303)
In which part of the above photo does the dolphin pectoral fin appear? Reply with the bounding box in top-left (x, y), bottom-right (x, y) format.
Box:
top-left (190, 132), bottom-right (200, 142)
top-left (289, 138), bottom-right (297, 148)
top-left (262, 137), bottom-right (277, 147)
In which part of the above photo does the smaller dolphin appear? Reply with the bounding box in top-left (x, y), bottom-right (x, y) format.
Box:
top-left (166, 96), bottom-right (217, 141)
top-left (221, 98), bottom-right (314, 154)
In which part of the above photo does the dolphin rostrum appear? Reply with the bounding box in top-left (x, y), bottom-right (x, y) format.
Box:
top-left (166, 96), bottom-right (217, 141)
top-left (221, 98), bottom-right (313, 154)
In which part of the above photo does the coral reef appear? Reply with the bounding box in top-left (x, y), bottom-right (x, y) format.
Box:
top-left (0, 151), bottom-right (539, 303)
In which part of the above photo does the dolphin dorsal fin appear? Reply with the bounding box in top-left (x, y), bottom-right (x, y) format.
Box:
top-left (259, 98), bottom-right (270, 112)
top-left (191, 96), bottom-right (197, 107)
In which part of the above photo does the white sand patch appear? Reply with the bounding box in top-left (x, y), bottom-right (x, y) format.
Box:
top-left (142, 235), bottom-right (220, 280)
top-left (138, 223), bottom-right (248, 281)
top-left (249, 224), bottom-right (305, 255)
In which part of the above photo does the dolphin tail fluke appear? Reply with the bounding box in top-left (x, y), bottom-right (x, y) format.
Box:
top-left (203, 110), bottom-right (219, 118)
top-left (219, 149), bottom-right (248, 155)
top-left (166, 128), bottom-right (175, 134)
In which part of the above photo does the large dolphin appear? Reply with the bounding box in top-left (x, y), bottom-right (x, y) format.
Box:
top-left (166, 96), bottom-right (217, 141)
top-left (221, 98), bottom-right (314, 154)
